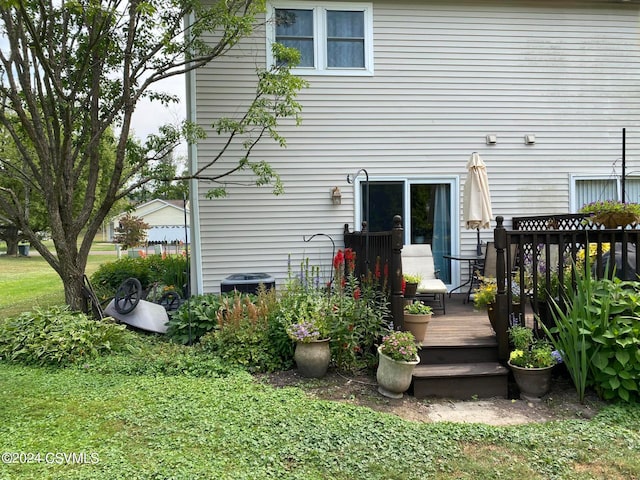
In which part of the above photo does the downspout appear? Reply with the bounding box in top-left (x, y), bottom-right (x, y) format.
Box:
top-left (185, 11), bottom-right (203, 295)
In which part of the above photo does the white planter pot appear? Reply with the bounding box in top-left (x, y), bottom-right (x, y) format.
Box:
top-left (376, 346), bottom-right (419, 399)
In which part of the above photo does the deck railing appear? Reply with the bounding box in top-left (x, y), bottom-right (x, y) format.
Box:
top-left (343, 216), bottom-right (405, 329)
top-left (493, 215), bottom-right (640, 360)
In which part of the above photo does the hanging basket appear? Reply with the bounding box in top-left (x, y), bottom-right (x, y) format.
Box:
top-left (592, 212), bottom-right (640, 229)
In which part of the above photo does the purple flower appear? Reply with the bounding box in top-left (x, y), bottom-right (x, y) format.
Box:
top-left (552, 350), bottom-right (564, 364)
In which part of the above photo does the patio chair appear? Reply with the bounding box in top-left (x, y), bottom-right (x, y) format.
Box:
top-left (473, 241), bottom-right (517, 297)
top-left (401, 244), bottom-right (447, 314)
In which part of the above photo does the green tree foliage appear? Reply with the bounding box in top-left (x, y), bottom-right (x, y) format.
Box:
top-left (0, 0), bottom-right (306, 311)
top-left (113, 214), bottom-right (151, 250)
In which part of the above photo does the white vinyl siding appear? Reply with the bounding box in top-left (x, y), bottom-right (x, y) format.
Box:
top-left (193, 0), bottom-right (640, 293)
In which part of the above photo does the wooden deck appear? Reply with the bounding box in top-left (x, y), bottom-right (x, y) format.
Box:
top-left (422, 294), bottom-right (495, 347)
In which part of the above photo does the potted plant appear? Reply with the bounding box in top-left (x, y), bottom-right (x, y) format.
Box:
top-left (402, 300), bottom-right (433, 342)
top-left (474, 276), bottom-right (522, 331)
top-left (402, 273), bottom-right (421, 298)
top-left (507, 325), bottom-right (562, 401)
top-left (473, 275), bottom-right (497, 309)
top-left (286, 317), bottom-right (331, 378)
top-left (376, 331), bottom-right (420, 398)
top-left (579, 200), bottom-right (640, 228)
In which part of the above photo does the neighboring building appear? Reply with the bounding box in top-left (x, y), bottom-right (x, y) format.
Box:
top-left (187, 0), bottom-right (640, 295)
top-left (109, 199), bottom-right (190, 244)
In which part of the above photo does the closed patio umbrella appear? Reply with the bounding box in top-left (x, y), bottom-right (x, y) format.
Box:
top-left (463, 152), bottom-right (493, 255)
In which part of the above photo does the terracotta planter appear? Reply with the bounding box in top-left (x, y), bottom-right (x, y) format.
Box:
top-left (294, 339), bottom-right (331, 378)
top-left (404, 282), bottom-right (418, 298)
top-left (376, 346), bottom-right (419, 399)
top-left (402, 313), bottom-right (431, 343)
top-left (509, 361), bottom-right (554, 402)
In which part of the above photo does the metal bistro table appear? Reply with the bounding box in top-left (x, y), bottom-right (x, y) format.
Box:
top-left (443, 253), bottom-right (484, 303)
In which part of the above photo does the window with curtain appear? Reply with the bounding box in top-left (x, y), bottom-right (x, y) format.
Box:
top-left (326, 11), bottom-right (365, 68)
top-left (275, 9), bottom-right (315, 68)
top-left (574, 177), bottom-right (640, 210)
top-left (270, 3), bottom-right (373, 75)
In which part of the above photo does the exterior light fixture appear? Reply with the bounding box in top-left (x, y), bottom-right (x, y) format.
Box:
top-left (331, 186), bottom-right (342, 205)
top-left (486, 134), bottom-right (497, 145)
top-left (524, 134), bottom-right (536, 145)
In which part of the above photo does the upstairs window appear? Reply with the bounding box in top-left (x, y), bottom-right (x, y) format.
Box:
top-left (268, 2), bottom-right (374, 76)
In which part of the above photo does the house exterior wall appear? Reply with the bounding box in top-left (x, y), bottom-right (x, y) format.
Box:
top-left (192, 0), bottom-right (640, 294)
top-left (108, 200), bottom-right (189, 241)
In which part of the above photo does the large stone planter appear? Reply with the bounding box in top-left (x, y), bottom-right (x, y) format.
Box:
top-left (376, 346), bottom-right (419, 399)
top-left (402, 313), bottom-right (432, 343)
top-left (508, 361), bottom-right (554, 402)
top-left (294, 339), bottom-right (331, 378)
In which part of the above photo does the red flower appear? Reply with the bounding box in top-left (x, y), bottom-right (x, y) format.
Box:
top-left (374, 261), bottom-right (381, 279)
top-left (333, 249), bottom-right (344, 269)
top-left (384, 263), bottom-right (389, 277)
top-left (344, 248), bottom-right (355, 263)
top-left (353, 287), bottom-right (361, 300)
top-left (345, 248), bottom-right (356, 272)
top-left (401, 278), bottom-right (406, 293)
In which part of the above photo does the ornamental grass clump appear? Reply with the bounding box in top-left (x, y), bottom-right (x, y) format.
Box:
top-left (379, 331), bottom-right (419, 362)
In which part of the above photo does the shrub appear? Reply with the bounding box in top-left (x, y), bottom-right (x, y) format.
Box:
top-left (90, 255), bottom-right (187, 301)
top-left (329, 250), bottom-right (391, 371)
top-left (165, 294), bottom-right (222, 345)
top-left (544, 261), bottom-right (640, 403)
top-left (199, 288), bottom-right (292, 372)
top-left (584, 277), bottom-right (640, 403)
top-left (0, 306), bottom-right (137, 366)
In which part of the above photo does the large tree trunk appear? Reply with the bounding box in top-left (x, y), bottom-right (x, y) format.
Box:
top-left (0, 225), bottom-right (19, 255)
top-left (60, 258), bottom-right (89, 313)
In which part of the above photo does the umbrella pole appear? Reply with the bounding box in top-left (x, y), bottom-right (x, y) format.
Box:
top-left (476, 228), bottom-right (482, 256)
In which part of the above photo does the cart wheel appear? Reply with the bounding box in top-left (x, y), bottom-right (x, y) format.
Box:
top-left (114, 278), bottom-right (142, 314)
top-left (158, 290), bottom-right (182, 311)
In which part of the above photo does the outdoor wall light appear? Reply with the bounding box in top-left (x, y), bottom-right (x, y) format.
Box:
top-left (331, 186), bottom-right (342, 205)
top-left (485, 134), bottom-right (497, 145)
top-left (524, 134), bottom-right (536, 145)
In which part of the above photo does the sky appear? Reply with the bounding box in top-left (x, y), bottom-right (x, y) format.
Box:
top-left (130, 74), bottom-right (188, 159)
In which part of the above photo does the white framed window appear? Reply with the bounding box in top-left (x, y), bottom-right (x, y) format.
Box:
top-left (570, 174), bottom-right (640, 212)
top-left (266, 2), bottom-right (374, 76)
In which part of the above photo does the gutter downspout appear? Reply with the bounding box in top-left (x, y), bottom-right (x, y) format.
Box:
top-left (185, 11), bottom-right (203, 295)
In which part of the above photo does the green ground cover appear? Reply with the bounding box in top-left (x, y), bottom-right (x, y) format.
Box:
top-left (0, 362), bottom-right (638, 479)
top-left (1, 247), bottom-right (639, 478)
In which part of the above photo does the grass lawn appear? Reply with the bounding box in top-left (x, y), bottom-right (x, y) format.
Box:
top-left (1, 243), bottom-right (639, 478)
top-left (0, 254), bottom-right (107, 319)
top-left (0, 362), bottom-right (638, 479)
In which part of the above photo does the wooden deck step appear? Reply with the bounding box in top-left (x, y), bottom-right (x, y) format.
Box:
top-left (411, 362), bottom-right (509, 400)
top-left (419, 343), bottom-right (499, 365)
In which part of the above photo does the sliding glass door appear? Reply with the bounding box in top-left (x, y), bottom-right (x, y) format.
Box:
top-left (357, 178), bottom-right (457, 284)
